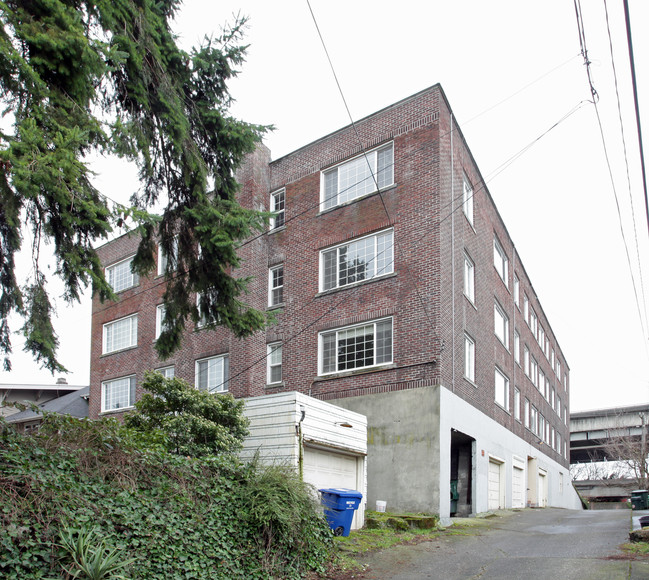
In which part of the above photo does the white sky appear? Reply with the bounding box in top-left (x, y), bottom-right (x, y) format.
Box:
top-left (2, 0), bottom-right (648, 414)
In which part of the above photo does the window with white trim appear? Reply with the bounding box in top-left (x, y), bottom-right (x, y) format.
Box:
top-left (101, 375), bottom-right (135, 412)
top-left (158, 236), bottom-right (178, 276)
top-left (195, 354), bottom-right (229, 393)
top-left (523, 293), bottom-right (529, 322)
top-left (514, 387), bottom-right (521, 421)
top-left (106, 256), bottom-right (138, 292)
top-left (321, 143), bottom-right (393, 210)
top-left (493, 236), bottom-right (508, 286)
top-left (495, 367), bottom-right (510, 411)
top-left (267, 343), bottom-right (282, 384)
top-left (103, 314), bottom-right (137, 354)
top-left (530, 356), bottom-right (538, 388)
top-left (320, 229), bottom-right (393, 292)
top-left (530, 405), bottom-right (538, 434)
top-left (157, 366), bottom-right (175, 378)
top-left (514, 274), bottom-right (520, 307)
top-left (494, 301), bottom-right (509, 348)
top-left (270, 189), bottom-right (285, 230)
top-left (269, 265), bottom-right (284, 306)
top-left (524, 345), bottom-right (530, 377)
top-left (197, 290), bottom-right (220, 328)
top-left (319, 318), bottom-right (392, 375)
top-left (514, 330), bottom-right (520, 364)
top-left (464, 252), bottom-right (475, 303)
top-left (156, 304), bottom-right (167, 340)
top-left (464, 333), bottom-right (475, 382)
top-left (556, 359), bottom-right (562, 379)
top-left (463, 174), bottom-right (473, 224)
top-left (524, 398), bottom-right (530, 428)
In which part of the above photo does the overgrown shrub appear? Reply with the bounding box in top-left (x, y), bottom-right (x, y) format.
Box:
top-left (0, 414), bottom-right (332, 579)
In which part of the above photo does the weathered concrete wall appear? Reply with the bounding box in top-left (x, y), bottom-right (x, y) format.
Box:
top-left (330, 386), bottom-right (441, 514)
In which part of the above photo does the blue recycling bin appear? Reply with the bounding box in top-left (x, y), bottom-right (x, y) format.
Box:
top-left (319, 488), bottom-right (363, 537)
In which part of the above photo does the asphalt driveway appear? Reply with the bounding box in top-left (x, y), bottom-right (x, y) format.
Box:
top-left (356, 508), bottom-right (649, 579)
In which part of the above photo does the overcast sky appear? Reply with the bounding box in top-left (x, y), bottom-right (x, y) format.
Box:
top-left (2, 0), bottom-right (648, 414)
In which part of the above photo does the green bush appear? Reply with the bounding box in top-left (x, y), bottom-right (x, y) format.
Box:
top-left (0, 414), bottom-right (332, 579)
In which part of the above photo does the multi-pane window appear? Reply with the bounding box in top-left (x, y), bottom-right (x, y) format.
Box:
top-left (514, 388), bottom-right (521, 421)
top-left (464, 252), bottom-right (475, 303)
top-left (514, 330), bottom-right (520, 364)
top-left (103, 314), bottom-right (137, 354)
top-left (269, 265), bottom-right (284, 306)
top-left (493, 236), bottom-right (508, 286)
top-left (321, 230), bottom-right (393, 292)
top-left (495, 367), bottom-right (509, 411)
top-left (270, 189), bottom-right (285, 229)
top-left (267, 343), bottom-right (282, 384)
top-left (464, 333), bottom-right (475, 382)
top-left (530, 406), bottom-right (538, 434)
top-left (322, 143), bottom-right (393, 210)
top-left (106, 256), bottom-right (138, 292)
top-left (494, 301), bottom-right (509, 348)
top-left (530, 356), bottom-right (538, 388)
top-left (319, 318), bottom-right (392, 375)
top-left (529, 308), bottom-right (538, 339)
top-left (196, 354), bottom-right (229, 393)
top-left (157, 366), bottom-right (175, 378)
top-left (158, 236), bottom-right (178, 276)
top-left (101, 375), bottom-right (135, 412)
top-left (463, 174), bottom-right (473, 224)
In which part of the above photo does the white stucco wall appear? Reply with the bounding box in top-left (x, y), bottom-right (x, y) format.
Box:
top-left (439, 388), bottom-right (582, 522)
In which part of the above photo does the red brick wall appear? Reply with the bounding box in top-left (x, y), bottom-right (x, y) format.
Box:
top-left (88, 85), bottom-right (570, 467)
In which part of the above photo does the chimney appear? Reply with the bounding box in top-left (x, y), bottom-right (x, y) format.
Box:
top-left (56, 377), bottom-right (68, 385)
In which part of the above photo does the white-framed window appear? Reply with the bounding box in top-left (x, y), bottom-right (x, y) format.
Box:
top-left (493, 236), bottom-right (508, 286)
top-left (196, 290), bottom-right (220, 328)
top-left (267, 343), bottom-right (282, 384)
top-left (557, 396), bottom-right (561, 417)
top-left (513, 274), bottom-right (520, 307)
top-left (556, 359), bottom-right (562, 379)
top-left (269, 265), bottom-right (284, 306)
top-left (464, 252), bottom-right (475, 303)
top-left (464, 333), bottom-right (475, 382)
top-left (530, 356), bottom-right (538, 388)
top-left (195, 354), bottom-right (229, 393)
top-left (530, 405), bottom-right (538, 434)
top-left (106, 256), bottom-right (138, 293)
top-left (539, 369), bottom-right (546, 398)
top-left (320, 229), bottom-right (394, 292)
top-left (319, 318), bottom-right (392, 375)
top-left (495, 367), bottom-right (509, 411)
top-left (270, 188), bottom-right (285, 230)
top-left (101, 375), bottom-right (136, 412)
top-left (524, 345), bottom-right (530, 377)
top-left (463, 174), bottom-right (473, 225)
top-left (158, 236), bottom-right (178, 276)
top-left (494, 301), bottom-right (509, 348)
top-left (157, 366), bottom-right (175, 378)
top-left (156, 304), bottom-right (167, 340)
top-left (514, 387), bottom-right (521, 422)
top-left (529, 308), bottom-right (538, 339)
top-left (321, 143), bottom-right (394, 210)
top-left (524, 398), bottom-right (530, 428)
top-left (103, 314), bottom-right (138, 354)
top-left (514, 330), bottom-right (520, 364)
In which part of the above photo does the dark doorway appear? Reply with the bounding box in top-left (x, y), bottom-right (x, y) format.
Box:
top-left (450, 429), bottom-right (474, 516)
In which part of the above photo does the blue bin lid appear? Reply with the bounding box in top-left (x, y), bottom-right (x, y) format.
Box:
top-left (319, 488), bottom-right (363, 499)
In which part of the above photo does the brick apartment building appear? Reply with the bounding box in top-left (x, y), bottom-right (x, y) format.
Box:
top-left (89, 84), bottom-right (581, 519)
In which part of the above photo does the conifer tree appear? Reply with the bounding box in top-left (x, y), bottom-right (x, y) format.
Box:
top-left (0, 0), bottom-right (270, 372)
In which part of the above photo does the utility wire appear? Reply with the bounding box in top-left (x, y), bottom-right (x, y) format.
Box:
top-left (574, 0), bottom-right (649, 356)
top-left (604, 0), bottom-right (649, 341)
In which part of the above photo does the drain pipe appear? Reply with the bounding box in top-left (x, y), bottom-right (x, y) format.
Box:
top-left (297, 405), bottom-right (306, 480)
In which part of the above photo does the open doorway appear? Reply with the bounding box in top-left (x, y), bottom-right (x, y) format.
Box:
top-left (450, 429), bottom-right (475, 516)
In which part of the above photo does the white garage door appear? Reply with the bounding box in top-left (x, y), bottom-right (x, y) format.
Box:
top-left (488, 459), bottom-right (502, 510)
top-left (303, 446), bottom-right (363, 530)
top-left (512, 465), bottom-right (525, 508)
top-left (303, 447), bottom-right (358, 490)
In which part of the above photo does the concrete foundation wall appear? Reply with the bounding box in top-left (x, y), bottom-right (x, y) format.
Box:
top-left (330, 386), bottom-right (441, 514)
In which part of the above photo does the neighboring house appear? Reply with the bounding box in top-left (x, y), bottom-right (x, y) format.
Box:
top-left (4, 386), bottom-right (89, 433)
top-left (89, 84), bottom-right (580, 521)
top-left (0, 379), bottom-right (85, 418)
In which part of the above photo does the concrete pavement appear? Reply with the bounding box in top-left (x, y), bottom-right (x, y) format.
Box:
top-left (357, 508), bottom-right (649, 579)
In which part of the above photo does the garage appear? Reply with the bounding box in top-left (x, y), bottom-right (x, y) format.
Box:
top-left (488, 458), bottom-right (503, 510)
top-left (512, 457), bottom-right (525, 508)
top-left (303, 446), bottom-right (364, 530)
